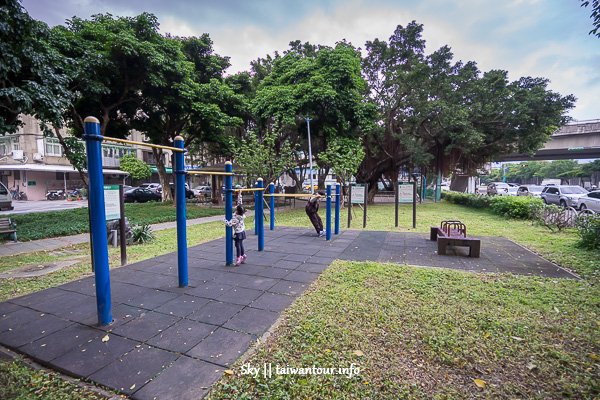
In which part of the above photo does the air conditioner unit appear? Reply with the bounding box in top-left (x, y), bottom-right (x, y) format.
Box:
top-left (11, 150), bottom-right (24, 160)
top-left (33, 153), bottom-right (44, 162)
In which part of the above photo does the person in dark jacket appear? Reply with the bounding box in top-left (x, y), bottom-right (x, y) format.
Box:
top-left (305, 190), bottom-right (325, 237)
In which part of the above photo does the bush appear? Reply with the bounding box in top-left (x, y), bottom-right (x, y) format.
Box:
top-left (132, 224), bottom-right (156, 244)
top-left (442, 192), bottom-right (542, 219)
top-left (574, 213), bottom-right (600, 250)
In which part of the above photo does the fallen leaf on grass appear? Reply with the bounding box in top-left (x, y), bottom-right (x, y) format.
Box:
top-left (511, 336), bottom-right (524, 341)
top-left (102, 334), bottom-right (110, 342)
top-left (352, 350), bottom-right (364, 356)
top-left (590, 354), bottom-right (599, 361)
top-left (554, 306), bottom-right (560, 313)
top-left (527, 363), bottom-right (537, 371)
top-left (474, 379), bottom-right (486, 388)
top-left (224, 370), bottom-right (234, 375)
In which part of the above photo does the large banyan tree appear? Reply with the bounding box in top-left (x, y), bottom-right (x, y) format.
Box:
top-left (358, 22), bottom-right (575, 199)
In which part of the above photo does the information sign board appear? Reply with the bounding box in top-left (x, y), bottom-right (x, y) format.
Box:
top-left (104, 185), bottom-right (121, 220)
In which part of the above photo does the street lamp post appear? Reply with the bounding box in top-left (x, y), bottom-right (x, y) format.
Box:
top-left (306, 118), bottom-right (314, 194)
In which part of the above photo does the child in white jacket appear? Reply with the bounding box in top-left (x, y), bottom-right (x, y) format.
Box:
top-left (223, 205), bottom-right (247, 266)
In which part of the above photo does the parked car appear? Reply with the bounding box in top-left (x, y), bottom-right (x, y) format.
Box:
top-left (486, 182), bottom-right (510, 196)
top-left (193, 185), bottom-right (212, 197)
top-left (167, 183), bottom-right (195, 199)
top-left (123, 187), bottom-right (161, 203)
top-left (576, 190), bottom-right (600, 212)
top-left (516, 185), bottom-right (544, 198)
top-left (138, 183), bottom-right (161, 194)
top-left (0, 182), bottom-right (13, 211)
top-left (540, 185), bottom-right (588, 207)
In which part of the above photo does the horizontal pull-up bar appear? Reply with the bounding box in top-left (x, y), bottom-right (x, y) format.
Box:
top-left (235, 187), bottom-right (266, 192)
top-left (102, 137), bottom-right (186, 153)
top-left (263, 193), bottom-right (319, 198)
top-left (187, 171), bottom-right (233, 176)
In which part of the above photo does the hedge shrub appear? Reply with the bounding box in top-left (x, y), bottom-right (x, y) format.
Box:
top-left (442, 192), bottom-right (542, 219)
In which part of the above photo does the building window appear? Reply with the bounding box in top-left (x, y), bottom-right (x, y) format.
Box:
top-left (45, 138), bottom-right (62, 156)
top-left (0, 140), bottom-right (8, 155)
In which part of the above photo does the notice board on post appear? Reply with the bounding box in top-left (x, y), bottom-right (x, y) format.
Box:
top-left (104, 185), bottom-right (121, 221)
top-left (350, 183), bottom-right (366, 204)
top-left (397, 182), bottom-right (414, 203)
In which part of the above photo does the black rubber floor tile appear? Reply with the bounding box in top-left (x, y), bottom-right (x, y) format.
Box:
top-left (187, 301), bottom-right (244, 326)
top-left (186, 282), bottom-right (234, 300)
top-left (111, 311), bottom-right (180, 342)
top-left (238, 276), bottom-right (278, 291)
top-left (134, 357), bottom-right (221, 400)
top-left (8, 287), bottom-right (68, 308)
top-left (251, 292), bottom-right (296, 312)
top-left (283, 253), bottom-right (312, 262)
top-left (59, 278), bottom-right (96, 296)
top-left (234, 265), bottom-right (268, 276)
top-left (255, 266), bottom-right (291, 279)
top-left (283, 270), bottom-right (320, 283)
top-left (217, 287), bottom-right (263, 306)
top-left (128, 290), bottom-right (181, 311)
top-left (268, 281), bottom-right (309, 296)
top-left (213, 272), bottom-right (254, 286)
top-left (111, 283), bottom-right (157, 305)
top-left (0, 306), bottom-right (43, 332)
top-left (295, 263), bottom-right (329, 273)
top-left (52, 333), bottom-right (138, 377)
top-left (0, 301), bottom-right (23, 317)
top-left (0, 313), bottom-right (72, 348)
top-left (272, 260), bottom-right (304, 270)
top-left (86, 303), bottom-right (145, 330)
top-left (20, 323), bottom-right (103, 362)
top-left (187, 268), bottom-right (226, 282)
top-left (89, 345), bottom-right (178, 396)
top-left (224, 307), bottom-right (279, 335)
top-left (147, 319), bottom-right (214, 353)
top-left (154, 295), bottom-right (210, 318)
top-left (187, 328), bottom-right (254, 367)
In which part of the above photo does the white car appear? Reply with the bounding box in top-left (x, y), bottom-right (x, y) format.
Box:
top-left (576, 190), bottom-right (600, 213)
top-left (193, 186), bottom-right (212, 197)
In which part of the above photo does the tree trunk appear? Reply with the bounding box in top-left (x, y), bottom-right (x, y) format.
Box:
top-left (54, 126), bottom-right (88, 187)
top-left (154, 147), bottom-right (173, 202)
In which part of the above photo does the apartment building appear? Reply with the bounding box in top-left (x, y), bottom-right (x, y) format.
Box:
top-left (0, 116), bottom-right (172, 201)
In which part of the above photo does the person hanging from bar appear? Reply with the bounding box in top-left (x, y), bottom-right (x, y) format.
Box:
top-left (223, 204), bottom-right (247, 266)
top-left (305, 190), bottom-right (326, 237)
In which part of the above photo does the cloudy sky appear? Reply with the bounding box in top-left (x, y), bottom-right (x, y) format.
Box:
top-left (21, 0), bottom-right (599, 121)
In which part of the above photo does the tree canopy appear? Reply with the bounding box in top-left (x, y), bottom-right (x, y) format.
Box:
top-left (358, 22), bottom-right (575, 199)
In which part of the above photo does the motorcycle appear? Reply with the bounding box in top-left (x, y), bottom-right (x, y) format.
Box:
top-left (46, 190), bottom-right (65, 200)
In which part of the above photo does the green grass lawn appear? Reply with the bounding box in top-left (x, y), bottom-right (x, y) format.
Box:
top-left (5, 201), bottom-right (226, 242)
top-left (0, 201), bottom-right (599, 399)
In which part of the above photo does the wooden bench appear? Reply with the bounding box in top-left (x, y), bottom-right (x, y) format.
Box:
top-left (430, 220), bottom-right (480, 257)
top-left (0, 218), bottom-right (17, 242)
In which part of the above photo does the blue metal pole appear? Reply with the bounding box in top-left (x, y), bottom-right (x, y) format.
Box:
top-left (269, 182), bottom-right (275, 230)
top-left (174, 137), bottom-right (188, 287)
top-left (254, 180), bottom-right (258, 236)
top-left (335, 183), bottom-right (340, 235)
top-left (225, 162), bottom-right (233, 265)
top-left (82, 116), bottom-right (112, 326)
top-left (326, 184), bottom-right (332, 240)
top-left (257, 178), bottom-right (264, 251)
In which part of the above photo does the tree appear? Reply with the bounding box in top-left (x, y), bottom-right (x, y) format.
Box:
top-left (0, 0), bottom-right (69, 135)
top-left (581, 0), bottom-right (600, 38)
top-left (359, 22), bottom-right (575, 201)
top-left (131, 34), bottom-right (244, 201)
top-left (231, 130), bottom-right (297, 186)
top-left (119, 153), bottom-right (151, 180)
top-left (251, 41), bottom-right (376, 190)
top-left (318, 136), bottom-right (365, 196)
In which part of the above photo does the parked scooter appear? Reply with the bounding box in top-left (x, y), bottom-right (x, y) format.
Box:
top-left (46, 190), bottom-right (65, 200)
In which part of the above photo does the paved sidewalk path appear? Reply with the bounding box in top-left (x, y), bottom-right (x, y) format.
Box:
top-left (0, 228), bottom-right (577, 400)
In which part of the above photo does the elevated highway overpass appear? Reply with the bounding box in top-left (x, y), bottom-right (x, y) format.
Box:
top-left (500, 120), bottom-right (600, 161)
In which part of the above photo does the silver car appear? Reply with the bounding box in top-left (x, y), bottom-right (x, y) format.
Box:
top-left (540, 185), bottom-right (588, 208)
top-left (576, 190), bottom-right (600, 212)
top-left (517, 185), bottom-right (544, 198)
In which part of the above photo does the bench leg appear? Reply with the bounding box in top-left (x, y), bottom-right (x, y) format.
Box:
top-left (13, 231), bottom-right (17, 243)
top-left (469, 241), bottom-right (480, 258)
top-left (438, 238), bottom-right (448, 255)
top-left (430, 227), bottom-right (438, 241)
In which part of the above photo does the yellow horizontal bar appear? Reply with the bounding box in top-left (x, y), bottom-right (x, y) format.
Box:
top-left (235, 187), bottom-right (265, 192)
top-left (263, 194), bottom-right (319, 198)
top-left (103, 137), bottom-right (185, 153)
top-left (187, 171), bottom-right (233, 176)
